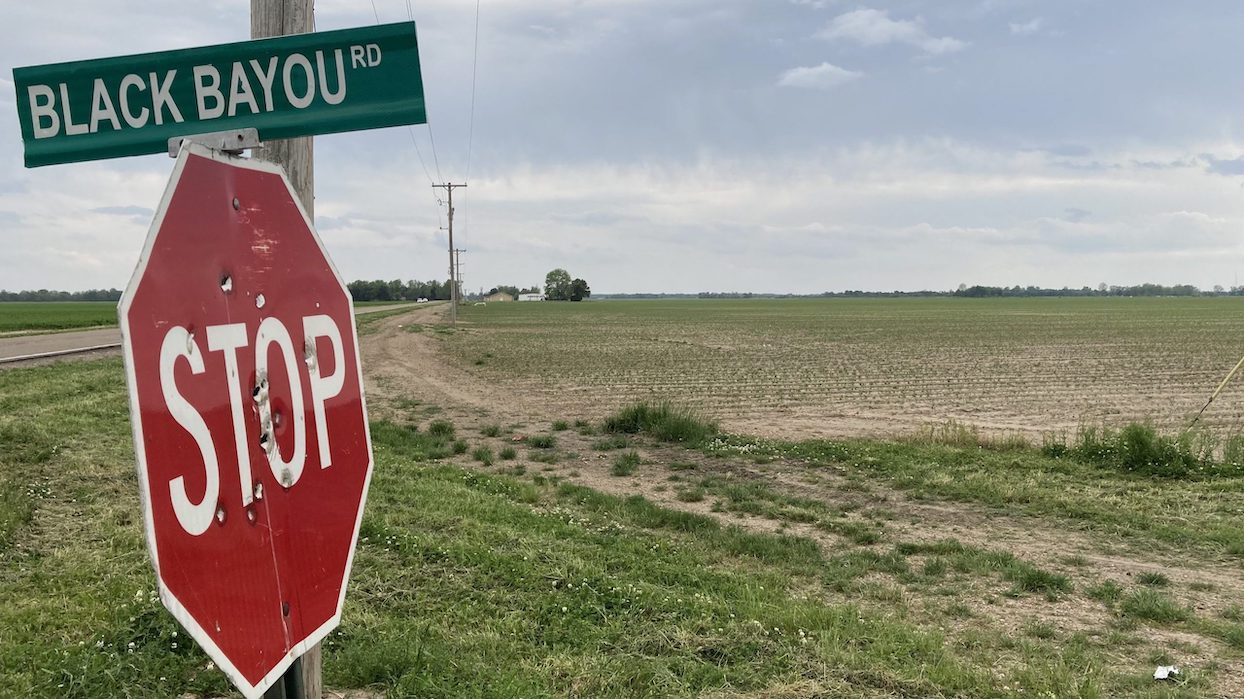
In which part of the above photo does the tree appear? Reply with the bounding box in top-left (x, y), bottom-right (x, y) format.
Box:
top-left (545, 268), bottom-right (573, 301)
top-left (570, 278), bottom-right (591, 302)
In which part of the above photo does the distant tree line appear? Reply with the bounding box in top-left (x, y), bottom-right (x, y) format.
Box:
top-left (950, 283), bottom-right (1219, 298)
top-left (0, 288), bottom-right (122, 301)
top-left (347, 279), bottom-right (454, 302)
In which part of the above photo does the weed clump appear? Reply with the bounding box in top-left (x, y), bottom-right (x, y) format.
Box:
top-left (427, 420), bottom-right (456, 439)
top-left (602, 402), bottom-right (718, 444)
top-left (1046, 423), bottom-right (1243, 479)
top-left (611, 451), bottom-right (641, 477)
top-left (1120, 588), bottom-right (1190, 624)
top-left (528, 435), bottom-right (556, 449)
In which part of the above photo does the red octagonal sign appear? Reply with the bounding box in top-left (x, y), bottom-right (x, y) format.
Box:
top-left (120, 144), bottom-right (373, 698)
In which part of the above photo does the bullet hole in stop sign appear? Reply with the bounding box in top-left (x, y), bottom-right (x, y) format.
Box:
top-left (255, 293), bottom-right (266, 309)
top-left (220, 274), bottom-right (233, 293)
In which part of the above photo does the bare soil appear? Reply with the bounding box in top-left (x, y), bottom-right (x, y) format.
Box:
top-left (360, 305), bottom-right (1244, 697)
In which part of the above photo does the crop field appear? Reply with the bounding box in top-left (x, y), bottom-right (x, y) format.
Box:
top-left (0, 302), bottom-right (117, 333)
top-left (447, 297), bottom-right (1244, 440)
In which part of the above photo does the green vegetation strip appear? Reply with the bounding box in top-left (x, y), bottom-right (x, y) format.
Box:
top-left (0, 301), bottom-right (118, 332)
top-left (702, 432), bottom-right (1244, 559)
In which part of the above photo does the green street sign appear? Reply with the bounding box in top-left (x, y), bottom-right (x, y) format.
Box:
top-left (12, 22), bottom-right (426, 168)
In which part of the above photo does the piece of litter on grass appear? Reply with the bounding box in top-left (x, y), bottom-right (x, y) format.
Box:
top-left (1153, 665), bottom-right (1179, 681)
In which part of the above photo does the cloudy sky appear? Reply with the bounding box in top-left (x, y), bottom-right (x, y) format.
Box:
top-left (5, 0), bottom-right (1244, 294)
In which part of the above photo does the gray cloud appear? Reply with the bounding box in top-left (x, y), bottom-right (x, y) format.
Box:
top-left (1203, 155), bottom-right (1244, 176)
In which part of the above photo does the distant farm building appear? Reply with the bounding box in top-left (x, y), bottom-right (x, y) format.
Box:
top-left (518, 293), bottom-right (545, 302)
top-left (484, 292), bottom-right (514, 302)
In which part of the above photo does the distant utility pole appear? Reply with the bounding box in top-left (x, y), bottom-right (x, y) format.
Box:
top-left (433, 183), bottom-right (467, 323)
top-left (453, 248), bottom-right (466, 302)
top-left (252, 2), bottom-right (319, 697)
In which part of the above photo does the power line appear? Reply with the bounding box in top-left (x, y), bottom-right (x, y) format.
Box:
top-left (405, 0), bottom-right (443, 183)
top-left (370, 0), bottom-right (444, 231)
top-left (465, 0), bottom-right (481, 183)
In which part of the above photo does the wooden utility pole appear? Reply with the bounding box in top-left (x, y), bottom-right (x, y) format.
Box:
top-left (454, 248), bottom-right (466, 302)
top-left (433, 183), bottom-right (466, 322)
top-left (252, 4), bottom-right (319, 698)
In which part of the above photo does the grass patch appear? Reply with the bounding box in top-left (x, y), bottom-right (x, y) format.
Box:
top-left (499, 446), bottom-right (517, 461)
top-left (528, 434), bottom-right (556, 449)
top-left (602, 402), bottom-right (718, 444)
top-left (552, 420), bottom-right (570, 431)
top-left (1049, 423), bottom-right (1244, 480)
top-left (529, 451), bottom-right (560, 465)
top-left (1136, 571), bottom-right (1170, 587)
top-left (472, 446), bottom-right (495, 466)
top-left (611, 451), bottom-right (641, 477)
top-left (1086, 580), bottom-right (1124, 605)
top-left (675, 487), bottom-right (706, 503)
top-left (427, 419), bottom-right (456, 439)
top-left (480, 424), bottom-right (502, 438)
top-left (894, 540), bottom-right (1071, 596)
top-left (1120, 589), bottom-right (1190, 624)
top-left (772, 434), bottom-right (1244, 559)
top-left (592, 435), bottom-right (630, 451)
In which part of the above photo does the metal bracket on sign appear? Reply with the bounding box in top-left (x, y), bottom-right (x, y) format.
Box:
top-left (168, 128), bottom-right (263, 158)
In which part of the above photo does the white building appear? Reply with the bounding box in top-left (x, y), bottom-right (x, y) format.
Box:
top-left (518, 293), bottom-right (545, 302)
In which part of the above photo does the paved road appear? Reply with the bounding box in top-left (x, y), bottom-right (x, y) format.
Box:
top-left (0, 303), bottom-right (420, 363)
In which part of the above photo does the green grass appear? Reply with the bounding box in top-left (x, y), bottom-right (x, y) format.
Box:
top-left (0, 357), bottom-right (1232, 697)
top-left (705, 434), bottom-right (1244, 560)
top-left (0, 301), bottom-right (117, 332)
top-left (499, 446), bottom-right (517, 461)
top-left (611, 451), bottom-right (641, 477)
top-left (1137, 571), bottom-right (1171, 587)
top-left (527, 434), bottom-right (556, 449)
top-left (1120, 589), bottom-right (1191, 624)
top-left (603, 402), bottom-right (718, 444)
top-left (472, 446), bottom-right (495, 466)
top-left (427, 419), bottom-right (456, 439)
top-left (592, 435), bottom-right (630, 451)
top-left (1049, 423), bottom-right (1244, 480)
top-left (353, 304), bottom-right (421, 333)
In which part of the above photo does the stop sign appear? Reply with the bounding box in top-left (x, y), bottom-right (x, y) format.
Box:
top-left (119, 143), bottom-right (373, 698)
